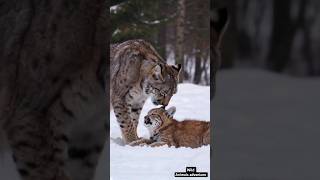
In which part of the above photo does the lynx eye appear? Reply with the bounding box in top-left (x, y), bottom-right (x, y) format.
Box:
top-left (160, 91), bottom-right (166, 96)
top-left (152, 74), bottom-right (159, 81)
top-left (152, 74), bottom-right (164, 82)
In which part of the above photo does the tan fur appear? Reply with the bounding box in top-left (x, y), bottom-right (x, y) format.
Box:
top-left (131, 107), bottom-right (210, 148)
top-left (111, 39), bottom-right (181, 143)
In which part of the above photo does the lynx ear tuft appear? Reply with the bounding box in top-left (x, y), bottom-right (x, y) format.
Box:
top-left (171, 64), bottom-right (182, 81)
top-left (172, 64), bottom-right (181, 72)
top-left (166, 106), bottom-right (176, 118)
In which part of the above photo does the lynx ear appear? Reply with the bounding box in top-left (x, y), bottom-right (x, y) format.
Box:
top-left (166, 106), bottom-right (176, 118)
top-left (172, 64), bottom-right (181, 73)
top-left (171, 64), bottom-right (181, 81)
top-left (152, 64), bottom-right (164, 81)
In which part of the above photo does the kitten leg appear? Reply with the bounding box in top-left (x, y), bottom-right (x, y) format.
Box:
top-left (129, 138), bottom-right (153, 146)
top-left (149, 141), bottom-right (167, 147)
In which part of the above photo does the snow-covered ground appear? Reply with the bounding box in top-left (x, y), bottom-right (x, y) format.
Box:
top-left (110, 84), bottom-right (210, 180)
top-left (214, 69), bottom-right (320, 180)
top-left (3, 68), bottom-right (319, 180)
top-left (0, 141), bottom-right (109, 180)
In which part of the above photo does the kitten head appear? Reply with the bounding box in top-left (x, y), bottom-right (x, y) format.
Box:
top-left (144, 106), bottom-right (176, 132)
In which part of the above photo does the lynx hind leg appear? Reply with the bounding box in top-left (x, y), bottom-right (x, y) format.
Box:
top-left (66, 127), bottom-right (105, 180)
top-left (59, 75), bottom-right (107, 180)
top-left (112, 99), bottom-right (138, 143)
top-left (5, 113), bottom-right (70, 180)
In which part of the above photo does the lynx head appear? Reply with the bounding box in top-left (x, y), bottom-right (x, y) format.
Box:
top-left (144, 106), bottom-right (176, 132)
top-left (144, 63), bottom-right (181, 106)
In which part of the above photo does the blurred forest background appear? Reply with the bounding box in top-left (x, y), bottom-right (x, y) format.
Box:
top-left (110, 0), bottom-right (210, 85)
top-left (216, 0), bottom-right (320, 76)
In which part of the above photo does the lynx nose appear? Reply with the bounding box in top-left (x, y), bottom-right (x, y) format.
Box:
top-left (162, 96), bottom-right (171, 106)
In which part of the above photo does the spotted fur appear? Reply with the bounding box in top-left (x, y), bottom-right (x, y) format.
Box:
top-left (0, 0), bottom-right (107, 179)
top-left (110, 39), bottom-right (181, 143)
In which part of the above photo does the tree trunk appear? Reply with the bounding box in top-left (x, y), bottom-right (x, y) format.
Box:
top-left (211, 7), bottom-right (228, 99)
top-left (299, 0), bottom-right (315, 76)
top-left (302, 22), bottom-right (315, 76)
top-left (158, 24), bottom-right (167, 59)
top-left (157, 1), bottom-right (167, 60)
top-left (158, 12), bottom-right (167, 60)
top-left (202, 52), bottom-right (210, 85)
top-left (217, 0), bottom-right (236, 69)
top-left (175, 0), bottom-right (186, 82)
top-left (267, 0), bottom-right (296, 72)
top-left (194, 49), bottom-right (202, 84)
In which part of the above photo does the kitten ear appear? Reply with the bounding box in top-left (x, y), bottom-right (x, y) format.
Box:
top-left (152, 64), bottom-right (164, 81)
top-left (166, 106), bottom-right (176, 118)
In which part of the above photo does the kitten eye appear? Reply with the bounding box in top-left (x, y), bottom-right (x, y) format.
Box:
top-left (155, 117), bottom-right (161, 122)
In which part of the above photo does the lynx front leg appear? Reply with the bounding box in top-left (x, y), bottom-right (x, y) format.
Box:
top-left (112, 97), bottom-right (138, 144)
top-left (59, 74), bottom-right (107, 180)
top-left (130, 101), bottom-right (145, 135)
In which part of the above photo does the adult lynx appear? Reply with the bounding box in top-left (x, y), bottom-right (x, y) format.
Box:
top-left (111, 39), bottom-right (181, 143)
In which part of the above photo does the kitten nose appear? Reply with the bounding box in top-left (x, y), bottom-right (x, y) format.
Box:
top-left (144, 117), bottom-right (151, 124)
